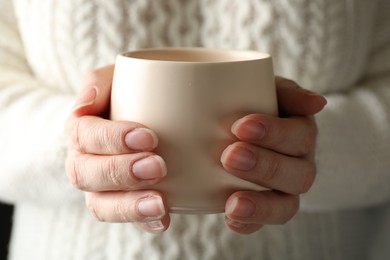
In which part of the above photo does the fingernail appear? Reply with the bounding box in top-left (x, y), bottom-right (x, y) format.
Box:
top-left (300, 88), bottom-right (319, 96)
top-left (225, 217), bottom-right (247, 228)
top-left (146, 220), bottom-right (165, 231)
top-left (301, 89), bottom-right (328, 107)
top-left (72, 87), bottom-right (97, 112)
top-left (125, 128), bottom-right (158, 151)
top-left (227, 197), bottom-right (256, 218)
top-left (302, 88), bottom-right (327, 100)
top-left (317, 95), bottom-right (328, 105)
top-left (133, 155), bottom-right (167, 180)
top-left (221, 145), bottom-right (256, 171)
top-left (231, 119), bottom-right (266, 141)
top-left (137, 195), bottom-right (165, 218)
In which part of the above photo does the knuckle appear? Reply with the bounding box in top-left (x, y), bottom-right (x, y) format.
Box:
top-left (85, 193), bottom-right (103, 221)
top-left (95, 124), bottom-right (120, 154)
top-left (102, 157), bottom-right (123, 188)
top-left (291, 196), bottom-right (300, 213)
top-left (114, 199), bottom-right (132, 222)
top-left (64, 116), bottom-right (74, 136)
top-left (65, 154), bottom-right (84, 190)
top-left (301, 126), bottom-right (317, 156)
top-left (260, 154), bottom-right (281, 183)
top-left (255, 199), bottom-right (272, 221)
top-left (280, 196), bottom-right (300, 224)
top-left (264, 122), bottom-right (288, 152)
top-left (300, 163), bottom-right (317, 193)
top-left (69, 118), bottom-right (85, 152)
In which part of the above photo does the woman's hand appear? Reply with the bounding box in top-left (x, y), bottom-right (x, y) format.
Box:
top-left (65, 65), bottom-right (170, 233)
top-left (65, 66), bottom-right (325, 235)
top-left (222, 77), bottom-right (327, 234)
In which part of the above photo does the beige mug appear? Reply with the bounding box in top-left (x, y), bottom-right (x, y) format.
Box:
top-left (110, 48), bottom-right (277, 214)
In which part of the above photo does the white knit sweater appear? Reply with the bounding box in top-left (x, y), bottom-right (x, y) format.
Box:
top-left (1, 0), bottom-right (389, 259)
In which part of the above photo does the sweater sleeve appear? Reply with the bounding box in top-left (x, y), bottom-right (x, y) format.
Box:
top-left (0, 0), bottom-right (83, 205)
top-left (300, 1), bottom-right (390, 211)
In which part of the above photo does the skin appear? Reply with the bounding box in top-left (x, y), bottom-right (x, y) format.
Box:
top-left (65, 65), bottom-right (326, 234)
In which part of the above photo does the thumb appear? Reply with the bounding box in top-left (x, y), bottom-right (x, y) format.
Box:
top-left (72, 64), bottom-right (115, 117)
top-left (275, 77), bottom-right (327, 117)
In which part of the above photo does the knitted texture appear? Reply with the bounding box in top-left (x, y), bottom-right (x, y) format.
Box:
top-left (1, 0), bottom-right (390, 259)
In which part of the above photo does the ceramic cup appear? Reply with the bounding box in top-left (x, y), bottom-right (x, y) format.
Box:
top-left (110, 48), bottom-right (277, 214)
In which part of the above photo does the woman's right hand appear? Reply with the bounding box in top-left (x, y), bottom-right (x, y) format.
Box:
top-left (65, 65), bottom-right (170, 233)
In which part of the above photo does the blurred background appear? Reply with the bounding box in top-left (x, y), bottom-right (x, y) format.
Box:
top-left (0, 203), bottom-right (13, 259)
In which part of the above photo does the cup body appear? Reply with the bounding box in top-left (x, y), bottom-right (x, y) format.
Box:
top-left (110, 48), bottom-right (277, 214)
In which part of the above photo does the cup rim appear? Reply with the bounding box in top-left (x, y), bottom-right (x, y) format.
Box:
top-left (118, 47), bottom-right (271, 64)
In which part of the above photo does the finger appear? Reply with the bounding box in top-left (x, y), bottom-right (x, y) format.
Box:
top-left (66, 152), bottom-right (167, 192)
top-left (275, 77), bottom-right (327, 117)
top-left (225, 190), bottom-right (299, 232)
top-left (72, 65), bottom-right (115, 117)
top-left (231, 114), bottom-right (317, 156)
top-left (65, 116), bottom-right (158, 154)
top-left (85, 191), bottom-right (169, 227)
top-left (221, 142), bottom-right (316, 195)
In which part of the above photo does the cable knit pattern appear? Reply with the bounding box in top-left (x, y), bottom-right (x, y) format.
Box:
top-left (1, 0), bottom-right (390, 259)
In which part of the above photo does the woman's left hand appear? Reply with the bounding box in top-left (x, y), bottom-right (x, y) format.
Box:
top-left (222, 77), bottom-right (327, 234)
